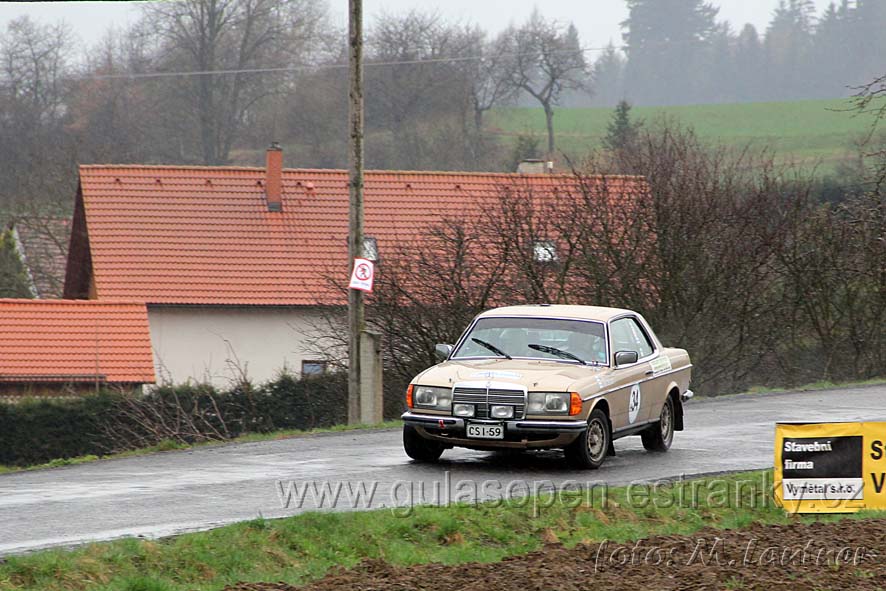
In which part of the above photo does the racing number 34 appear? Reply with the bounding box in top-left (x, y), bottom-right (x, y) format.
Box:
top-left (628, 384), bottom-right (641, 424)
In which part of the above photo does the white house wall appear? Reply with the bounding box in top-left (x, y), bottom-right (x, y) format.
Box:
top-left (147, 306), bottom-right (338, 388)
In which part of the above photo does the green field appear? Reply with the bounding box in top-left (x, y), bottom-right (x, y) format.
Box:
top-left (490, 98), bottom-right (878, 174)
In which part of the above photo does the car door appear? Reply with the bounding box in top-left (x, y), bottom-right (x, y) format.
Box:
top-left (608, 316), bottom-right (657, 429)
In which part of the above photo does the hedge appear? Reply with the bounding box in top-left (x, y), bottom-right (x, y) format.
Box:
top-left (0, 372), bottom-right (354, 468)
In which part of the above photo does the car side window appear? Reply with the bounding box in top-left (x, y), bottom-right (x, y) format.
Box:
top-left (610, 317), bottom-right (654, 359)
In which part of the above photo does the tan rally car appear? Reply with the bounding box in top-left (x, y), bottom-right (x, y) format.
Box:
top-left (401, 304), bottom-right (693, 469)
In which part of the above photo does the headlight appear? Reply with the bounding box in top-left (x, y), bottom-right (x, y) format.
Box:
top-left (528, 392), bottom-right (570, 415)
top-left (453, 403), bottom-right (475, 417)
top-left (413, 386), bottom-right (452, 410)
top-left (490, 405), bottom-right (514, 419)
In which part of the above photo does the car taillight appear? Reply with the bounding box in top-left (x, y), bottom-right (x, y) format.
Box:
top-left (569, 392), bottom-right (582, 416)
top-left (406, 384), bottom-right (414, 408)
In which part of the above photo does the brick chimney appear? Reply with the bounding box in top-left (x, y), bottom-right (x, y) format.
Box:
top-left (266, 142), bottom-right (283, 212)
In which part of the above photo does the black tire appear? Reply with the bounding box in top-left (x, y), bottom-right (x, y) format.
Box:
top-left (564, 407), bottom-right (611, 469)
top-left (403, 425), bottom-right (445, 462)
top-left (642, 394), bottom-right (675, 452)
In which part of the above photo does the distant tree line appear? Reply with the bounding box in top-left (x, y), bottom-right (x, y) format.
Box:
top-left (0, 0), bottom-right (593, 227)
top-left (0, 0), bottom-right (882, 218)
top-left (598, 0), bottom-right (886, 106)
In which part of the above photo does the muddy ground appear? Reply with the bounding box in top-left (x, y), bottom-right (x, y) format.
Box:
top-left (224, 518), bottom-right (886, 591)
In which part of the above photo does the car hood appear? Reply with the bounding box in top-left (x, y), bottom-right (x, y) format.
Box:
top-left (413, 358), bottom-right (611, 393)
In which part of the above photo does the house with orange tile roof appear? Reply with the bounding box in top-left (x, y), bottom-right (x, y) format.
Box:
top-left (9, 217), bottom-right (71, 298)
top-left (0, 299), bottom-right (155, 397)
top-left (63, 147), bottom-right (645, 387)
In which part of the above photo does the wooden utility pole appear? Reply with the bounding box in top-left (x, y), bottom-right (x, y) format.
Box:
top-left (347, 0), bottom-right (364, 425)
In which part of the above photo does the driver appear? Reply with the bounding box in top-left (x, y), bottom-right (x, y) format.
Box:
top-left (567, 331), bottom-right (606, 363)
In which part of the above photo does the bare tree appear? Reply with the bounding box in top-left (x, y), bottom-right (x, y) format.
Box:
top-left (0, 16), bottom-right (75, 213)
top-left (67, 28), bottom-right (170, 165)
top-left (366, 11), bottom-right (481, 169)
top-left (278, 63), bottom-right (350, 168)
top-left (308, 121), bottom-right (883, 398)
top-left (852, 73), bottom-right (886, 191)
top-left (777, 194), bottom-right (885, 381)
top-left (1, 17), bottom-right (71, 118)
top-left (498, 10), bottom-right (588, 157)
top-left (457, 26), bottom-right (516, 134)
top-left (140, 0), bottom-right (330, 165)
top-left (367, 219), bottom-right (509, 386)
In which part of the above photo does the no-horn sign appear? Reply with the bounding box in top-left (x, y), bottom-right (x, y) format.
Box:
top-left (348, 258), bottom-right (375, 292)
top-left (774, 421), bottom-right (886, 513)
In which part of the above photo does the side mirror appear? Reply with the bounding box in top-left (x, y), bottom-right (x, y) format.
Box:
top-left (615, 350), bottom-right (639, 367)
top-left (435, 343), bottom-right (453, 361)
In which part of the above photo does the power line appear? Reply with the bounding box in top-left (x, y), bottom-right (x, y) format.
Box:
top-left (65, 31), bottom-right (727, 83)
top-left (66, 43), bottom-right (622, 83)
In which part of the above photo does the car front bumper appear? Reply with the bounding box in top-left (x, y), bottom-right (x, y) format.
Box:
top-left (401, 411), bottom-right (587, 449)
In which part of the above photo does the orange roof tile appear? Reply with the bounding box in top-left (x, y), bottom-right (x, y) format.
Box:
top-left (67, 165), bottom-right (644, 306)
top-left (0, 299), bottom-right (155, 384)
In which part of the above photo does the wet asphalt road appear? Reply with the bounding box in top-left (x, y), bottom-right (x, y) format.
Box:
top-left (1, 385), bottom-right (884, 556)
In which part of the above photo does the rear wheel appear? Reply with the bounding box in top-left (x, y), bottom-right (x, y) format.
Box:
top-left (642, 394), bottom-right (675, 452)
top-left (403, 425), bottom-right (445, 462)
top-left (564, 408), bottom-right (610, 469)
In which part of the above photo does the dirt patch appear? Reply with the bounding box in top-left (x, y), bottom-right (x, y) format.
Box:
top-left (224, 518), bottom-right (886, 591)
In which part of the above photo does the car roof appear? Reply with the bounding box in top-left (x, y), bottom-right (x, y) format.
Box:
top-left (477, 304), bottom-right (635, 323)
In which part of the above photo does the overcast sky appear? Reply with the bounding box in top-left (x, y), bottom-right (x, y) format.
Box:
top-left (0, 0), bottom-right (837, 58)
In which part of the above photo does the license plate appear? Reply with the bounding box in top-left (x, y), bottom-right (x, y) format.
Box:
top-left (466, 423), bottom-right (504, 439)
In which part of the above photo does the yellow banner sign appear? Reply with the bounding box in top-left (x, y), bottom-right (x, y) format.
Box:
top-left (774, 421), bottom-right (886, 513)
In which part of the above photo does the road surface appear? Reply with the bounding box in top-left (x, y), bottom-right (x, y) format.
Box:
top-left (1, 385), bottom-right (883, 556)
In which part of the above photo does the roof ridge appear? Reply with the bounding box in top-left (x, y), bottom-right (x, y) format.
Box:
top-left (78, 164), bottom-right (645, 180)
top-left (0, 298), bottom-right (146, 306)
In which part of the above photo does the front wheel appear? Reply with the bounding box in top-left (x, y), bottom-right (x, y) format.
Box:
top-left (641, 394), bottom-right (675, 452)
top-left (403, 425), bottom-right (445, 462)
top-left (564, 408), bottom-right (610, 469)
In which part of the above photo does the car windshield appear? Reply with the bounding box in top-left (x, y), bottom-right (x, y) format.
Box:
top-left (452, 316), bottom-right (607, 365)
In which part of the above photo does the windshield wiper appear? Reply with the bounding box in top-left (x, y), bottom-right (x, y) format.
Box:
top-left (471, 338), bottom-right (512, 360)
top-left (528, 343), bottom-right (587, 365)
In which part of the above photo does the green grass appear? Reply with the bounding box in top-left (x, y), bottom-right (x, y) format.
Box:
top-left (0, 470), bottom-right (879, 591)
top-left (490, 98), bottom-right (878, 174)
top-left (0, 421), bottom-right (401, 475)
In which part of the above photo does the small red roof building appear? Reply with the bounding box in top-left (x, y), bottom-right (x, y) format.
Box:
top-left (0, 299), bottom-right (155, 390)
top-left (57, 149), bottom-right (646, 386)
top-left (64, 152), bottom-right (645, 306)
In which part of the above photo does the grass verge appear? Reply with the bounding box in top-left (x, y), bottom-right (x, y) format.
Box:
top-left (0, 470), bottom-right (880, 591)
top-left (0, 421), bottom-right (401, 475)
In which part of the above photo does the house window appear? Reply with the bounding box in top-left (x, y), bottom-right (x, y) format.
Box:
top-left (363, 236), bottom-right (378, 262)
top-left (533, 240), bottom-right (558, 263)
top-left (302, 360), bottom-right (327, 376)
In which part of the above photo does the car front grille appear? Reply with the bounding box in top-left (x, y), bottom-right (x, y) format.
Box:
top-left (453, 386), bottom-right (526, 419)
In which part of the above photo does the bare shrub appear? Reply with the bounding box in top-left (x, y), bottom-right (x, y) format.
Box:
top-left (346, 122), bottom-right (884, 396)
